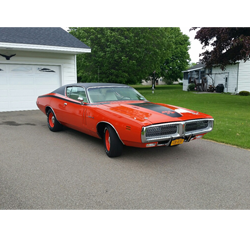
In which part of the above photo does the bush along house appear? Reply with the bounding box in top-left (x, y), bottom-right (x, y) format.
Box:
top-left (182, 61), bottom-right (250, 94)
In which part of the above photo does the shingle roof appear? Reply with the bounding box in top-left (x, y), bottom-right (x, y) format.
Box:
top-left (183, 63), bottom-right (205, 72)
top-left (0, 27), bottom-right (90, 50)
top-left (188, 63), bottom-right (205, 70)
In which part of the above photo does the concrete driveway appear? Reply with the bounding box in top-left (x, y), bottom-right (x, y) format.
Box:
top-left (1, 110), bottom-right (250, 209)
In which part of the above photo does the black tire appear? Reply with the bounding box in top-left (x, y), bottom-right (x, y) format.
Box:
top-left (47, 109), bottom-right (63, 132)
top-left (103, 125), bottom-right (123, 158)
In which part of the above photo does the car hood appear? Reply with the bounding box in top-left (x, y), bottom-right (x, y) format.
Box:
top-left (102, 101), bottom-right (212, 125)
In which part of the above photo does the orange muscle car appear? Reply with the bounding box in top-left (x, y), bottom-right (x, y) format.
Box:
top-left (36, 83), bottom-right (214, 157)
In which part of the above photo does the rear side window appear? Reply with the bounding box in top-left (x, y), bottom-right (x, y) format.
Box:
top-left (66, 86), bottom-right (87, 102)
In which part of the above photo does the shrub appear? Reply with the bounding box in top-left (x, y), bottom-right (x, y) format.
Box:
top-left (179, 83), bottom-right (183, 86)
top-left (165, 80), bottom-right (173, 85)
top-left (187, 83), bottom-right (195, 91)
top-left (239, 91), bottom-right (250, 96)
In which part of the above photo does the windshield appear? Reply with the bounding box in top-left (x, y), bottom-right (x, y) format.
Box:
top-left (87, 86), bottom-right (147, 103)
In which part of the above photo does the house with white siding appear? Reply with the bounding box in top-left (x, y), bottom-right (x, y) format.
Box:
top-left (0, 27), bottom-right (91, 112)
top-left (182, 61), bottom-right (250, 93)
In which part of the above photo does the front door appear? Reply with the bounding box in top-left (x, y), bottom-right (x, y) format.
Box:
top-left (59, 86), bottom-right (88, 131)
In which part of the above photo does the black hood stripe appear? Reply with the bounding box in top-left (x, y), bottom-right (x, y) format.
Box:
top-left (130, 102), bottom-right (182, 118)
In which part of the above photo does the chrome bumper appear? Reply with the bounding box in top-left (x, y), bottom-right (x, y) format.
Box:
top-left (141, 118), bottom-right (214, 143)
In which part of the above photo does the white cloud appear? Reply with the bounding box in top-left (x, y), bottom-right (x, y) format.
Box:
top-left (180, 27), bottom-right (203, 63)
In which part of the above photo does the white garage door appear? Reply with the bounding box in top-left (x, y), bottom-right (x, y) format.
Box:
top-left (0, 64), bottom-right (60, 112)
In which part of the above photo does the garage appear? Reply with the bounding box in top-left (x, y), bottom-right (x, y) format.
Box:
top-left (0, 64), bottom-right (60, 112)
top-left (0, 27), bottom-right (91, 112)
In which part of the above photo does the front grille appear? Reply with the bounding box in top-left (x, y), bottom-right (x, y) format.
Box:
top-left (185, 120), bottom-right (208, 132)
top-left (146, 124), bottom-right (177, 138)
top-left (141, 119), bottom-right (213, 143)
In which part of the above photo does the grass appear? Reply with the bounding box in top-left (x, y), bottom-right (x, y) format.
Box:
top-left (132, 84), bottom-right (250, 150)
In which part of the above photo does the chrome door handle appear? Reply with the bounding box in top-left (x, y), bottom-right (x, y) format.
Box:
top-left (64, 103), bottom-right (67, 106)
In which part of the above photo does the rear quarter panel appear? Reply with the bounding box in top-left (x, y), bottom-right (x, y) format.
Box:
top-left (36, 95), bottom-right (51, 115)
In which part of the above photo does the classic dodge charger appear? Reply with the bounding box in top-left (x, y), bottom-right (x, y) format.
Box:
top-left (36, 83), bottom-right (214, 157)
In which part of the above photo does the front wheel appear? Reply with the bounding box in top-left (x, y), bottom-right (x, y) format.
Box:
top-left (103, 125), bottom-right (123, 158)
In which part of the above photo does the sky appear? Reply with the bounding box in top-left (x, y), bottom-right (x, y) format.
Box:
top-left (180, 27), bottom-right (203, 64)
top-left (2, 1), bottom-right (241, 66)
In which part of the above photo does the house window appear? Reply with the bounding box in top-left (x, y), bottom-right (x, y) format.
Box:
top-left (38, 68), bottom-right (55, 72)
top-left (12, 66), bottom-right (32, 72)
top-left (201, 69), bottom-right (205, 78)
top-left (184, 72), bottom-right (188, 79)
top-left (190, 71), bottom-right (195, 78)
top-left (206, 68), bottom-right (212, 74)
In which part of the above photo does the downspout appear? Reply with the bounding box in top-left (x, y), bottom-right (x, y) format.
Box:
top-left (236, 62), bottom-right (239, 94)
top-left (75, 55), bottom-right (77, 83)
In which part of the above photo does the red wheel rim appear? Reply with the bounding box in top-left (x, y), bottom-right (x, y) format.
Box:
top-left (48, 113), bottom-right (55, 128)
top-left (105, 129), bottom-right (110, 151)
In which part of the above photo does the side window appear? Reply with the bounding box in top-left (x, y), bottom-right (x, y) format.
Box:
top-left (66, 86), bottom-right (87, 102)
top-left (77, 87), bottom-right (87, 102)
top-left (66, 87), bottom-right (73, 97)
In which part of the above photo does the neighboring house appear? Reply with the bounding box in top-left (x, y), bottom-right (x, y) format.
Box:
top-left (0, 27), bottom-right (91, 112)
top-left (182, 62), bottom-right (250, 93)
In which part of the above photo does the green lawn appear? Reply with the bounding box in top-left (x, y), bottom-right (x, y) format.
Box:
top-left (132, 84), bottom-right (250, 149)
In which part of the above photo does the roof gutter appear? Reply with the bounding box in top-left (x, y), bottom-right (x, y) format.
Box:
top-left (182, 67), bottom-right (204, 73)
top-left (0, 42), bottom-right (91, 54)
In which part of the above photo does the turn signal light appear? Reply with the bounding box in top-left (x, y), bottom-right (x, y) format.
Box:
top-left (146, 143), bottom-right (157, 147)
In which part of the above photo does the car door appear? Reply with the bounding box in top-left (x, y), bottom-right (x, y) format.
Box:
top-left (59, 86), bottom-right (88, 131)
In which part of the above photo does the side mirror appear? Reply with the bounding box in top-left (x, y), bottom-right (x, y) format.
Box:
top-left (78, 97), bottom-right (85, 105)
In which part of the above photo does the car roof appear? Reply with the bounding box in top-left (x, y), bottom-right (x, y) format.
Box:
top-left (52, 83), bottom-right (131, 95)
top-left (66, 82), bottom-right (129, 88)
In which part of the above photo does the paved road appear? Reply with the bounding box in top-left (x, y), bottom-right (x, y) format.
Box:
top-left (0, 110), bottom-right (250, 209)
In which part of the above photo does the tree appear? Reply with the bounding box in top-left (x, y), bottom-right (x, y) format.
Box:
top-left (188, 62), bottom-right (197, 68)
top-left (191, 27), bottom-right (250, 69)
top-left (69, 27), bottom-right (173, 84)
top-left (160, 28), bottom-right (190, 83)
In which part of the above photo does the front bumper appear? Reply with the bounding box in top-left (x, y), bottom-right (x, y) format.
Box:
top-left (141, 118), bottom-right (214, 143)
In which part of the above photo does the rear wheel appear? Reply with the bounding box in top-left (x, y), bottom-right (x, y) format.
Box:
top-left (103, 125), bottom-right (123, 158)
top-left (47, 109), bottom-right (63, 132)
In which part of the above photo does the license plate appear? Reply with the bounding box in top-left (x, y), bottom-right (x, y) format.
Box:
top-left (170, 138), bottom-right (184, 146)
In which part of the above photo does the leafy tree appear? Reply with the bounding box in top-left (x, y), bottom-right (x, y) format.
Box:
top-left (160, 28), bottom-right (190, 83)
top-left (191, 27), bottom-right (250, 69)
top-left (69, 27), bottom-right (173, 84)
top-left (188, 62), bottom-right (197, 68)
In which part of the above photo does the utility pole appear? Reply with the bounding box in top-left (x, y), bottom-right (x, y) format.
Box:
top-left (152, 71), bottom-right (155, 94)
